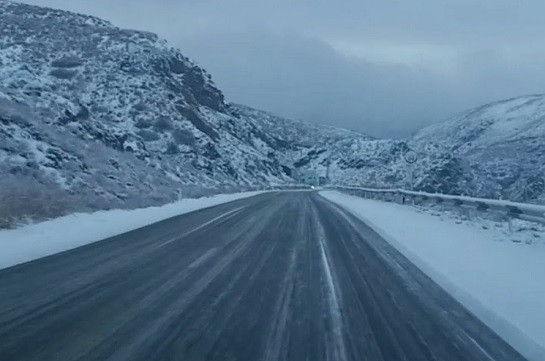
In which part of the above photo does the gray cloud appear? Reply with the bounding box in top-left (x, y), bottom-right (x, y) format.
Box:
top-left (18, 0), bottom-right (545, 137)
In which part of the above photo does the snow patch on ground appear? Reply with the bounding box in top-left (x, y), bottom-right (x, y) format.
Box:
top-left (0, 191), bottom-right (266, 270)
top-left (320, 190), bottom-right (545, 361)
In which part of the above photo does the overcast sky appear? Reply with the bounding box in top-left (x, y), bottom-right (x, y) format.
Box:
top-left (20, 0), bottom-right (545, 137)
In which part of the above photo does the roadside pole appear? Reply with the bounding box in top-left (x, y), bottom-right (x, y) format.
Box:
top-left (403, 148), bottom-right (418, 191)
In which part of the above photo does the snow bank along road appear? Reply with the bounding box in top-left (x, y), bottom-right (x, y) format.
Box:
top-left (0, 191), bottom-right (526, 361)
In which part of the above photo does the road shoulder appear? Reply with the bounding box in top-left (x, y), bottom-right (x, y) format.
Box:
top-left (319, 190), bottom-right (545, 361)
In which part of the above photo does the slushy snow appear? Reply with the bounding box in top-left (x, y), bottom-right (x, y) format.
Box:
top-left (0, 191), bottom-right (266, 270)
top-left (320, 190), bottom-right (545, 361)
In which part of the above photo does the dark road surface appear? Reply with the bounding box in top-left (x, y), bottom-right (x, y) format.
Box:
top-left (0, 191), bottom-right (526, 361)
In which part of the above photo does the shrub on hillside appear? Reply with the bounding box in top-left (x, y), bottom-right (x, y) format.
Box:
top-left (136, 129), bottom-right (161, 142)
top-left (49, 68), bottom-right (77, 79)
top-left (51, 55), bottom-right (83, 68)
top-left (0, 175), bottom-right (73, 228)
top-left (172, 128), bottom-right (195, 146)
top-left (153, 117), bottom-right (173, 132)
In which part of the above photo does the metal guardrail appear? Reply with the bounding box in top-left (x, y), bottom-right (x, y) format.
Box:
top-left (328, 186), bottom-right (545, 225)
top-left (275, 185), bottom-right (313, 190)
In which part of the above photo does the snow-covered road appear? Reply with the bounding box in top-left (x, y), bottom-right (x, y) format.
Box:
top-left (0, 191), bottom-right (524, 361)
top-left (0, 191), bottom-right (267, 270)
top-left (321, 190), bottom-right (545, 361)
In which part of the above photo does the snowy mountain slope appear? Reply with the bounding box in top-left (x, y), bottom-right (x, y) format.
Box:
top-left (415, 95), bottom-right (545, 150)
top-left (413, 95), bottom-right (545, 202)
top-left (235, 105), bottom-right (466, 193)
top-left (0, 0), bottom-right (392, 219)
top-left (238, 94), bottom-right (545, 203)
top-left (0, 0), bottom-right (292, 214)
top-left (1, 0), bottom-right (543, 224)
top-left (234, 104), bottom-right (373, 148)
top-left (234, 105), bottom-right (407, 184)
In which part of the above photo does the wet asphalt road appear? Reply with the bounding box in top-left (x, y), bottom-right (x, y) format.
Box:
top-left (0, 191), bottom-right (526, 361)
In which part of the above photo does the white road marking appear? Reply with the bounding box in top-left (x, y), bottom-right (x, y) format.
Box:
top-left (155, 206), bottom-right (246, 248)
top-left (464, 333), bottom-right (495, 361)
top-left (314, 212), bottom-right (348, 361)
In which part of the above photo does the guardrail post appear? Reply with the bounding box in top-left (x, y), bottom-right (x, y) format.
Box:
top-left (463, 206), bottom-right (472, 222)
top-left (506, 217), bottom-right (521, 243)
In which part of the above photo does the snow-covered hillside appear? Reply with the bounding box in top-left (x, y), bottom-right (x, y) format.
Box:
top-left (0, 0), bottom-right (401, 224)
top-left (0, 0), bottom-right (294, 217)
top-left (263, 93), bottom-right (545, 203)
top-left (237, 105), bottom-right (469, 194)
top-left (1, 0), bottom-right (410, 222)
top-left (235, 105), bottom-right (411, 187)
top-left (413, 95), bottom-right (545, 202)
top-left (1, 0), bottom-right (544, 225)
